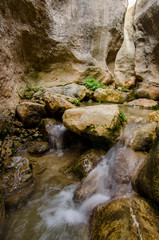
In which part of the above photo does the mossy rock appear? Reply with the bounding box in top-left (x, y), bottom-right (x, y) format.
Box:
top-left (90, 197), bottom-right (159, 240)
top-left (63, 148), bottom-right (106, 180)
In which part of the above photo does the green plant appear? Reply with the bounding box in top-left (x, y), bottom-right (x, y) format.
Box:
top-left (82, 78), bottom-right (106, 91)
top-left (24, 93), bottom-right (32, 99)
top-left (73, 99), bottom-right (81, 106)
top-left (120, 87), bottom-right (130, 92)
top-left (119, 110), bottom-right (127, 125)
top-left (18, 84), bottom-right (44, 99)
top-left (26, 84), bottom-right (44, 92)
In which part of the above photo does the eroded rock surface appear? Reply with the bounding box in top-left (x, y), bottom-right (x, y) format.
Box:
top-left (90, 197), bottom-right (159, 240)
top-left (134, 0), bottom-right (159, 91)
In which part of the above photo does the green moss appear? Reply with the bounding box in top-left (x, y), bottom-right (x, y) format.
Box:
top-left (84, 124), bottom-right (97, 135)
top-left (70, 165), bottom-right (84, 180)
top-left (81, 78), bottom-right (106, 91)
top-left (73, 99), bottom-right (81, 106)
top-left (119, 110), bottom-right (127, 125)
top-left (18, 84), bottom-right (44, 99)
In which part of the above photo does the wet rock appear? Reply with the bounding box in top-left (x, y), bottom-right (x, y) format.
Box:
top-left (126, 122), bottom-right (157, 151)
top-left (64, 148), bottom-right (106, 180)
top-left (90, 197), bottom-right (159, 240)
top-left (1, 156), bottom-right (34, 207)
top-left (16, 102), bottom-right (46, 127)
top-left (63, 105), bottom-right (122, 147)
top-left (43, 92), bottom-right (75, 118)
top-left (27, 141), bottom-right (49, 155)
top-left (74, 144), bottom-right (146, 204)
top-left (133, 140), bottom-right (159, 204)
top-left (110, 147), bottom-right (143, 184)
top-left (0, 185), bottom-right (5, 229)
top-left (93, 89), bottom-right (127, 103)
top-left (0, 137), bottom-right (14, 161)
top-left (126, 98), bottom-right (158, 109)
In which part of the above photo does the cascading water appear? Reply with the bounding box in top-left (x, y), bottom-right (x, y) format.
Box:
top-left (48, 123), bottom-right (67, 156)
top-left (0, 119), bottom-right (147, 240)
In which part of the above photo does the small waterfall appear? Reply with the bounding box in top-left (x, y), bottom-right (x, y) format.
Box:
top-left (48, 123), bottom-right (67, 156)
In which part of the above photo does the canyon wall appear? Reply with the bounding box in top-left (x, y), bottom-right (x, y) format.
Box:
top-left (134, 0), bottom-right (159, 90)
top-left (0, 0), bottom-right (127, 120)
top-left (115, 0), bottom-right (159, 92)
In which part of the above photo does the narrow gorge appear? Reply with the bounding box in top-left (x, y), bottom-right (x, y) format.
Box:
top-left (0, 0), bottom-right (159, 239)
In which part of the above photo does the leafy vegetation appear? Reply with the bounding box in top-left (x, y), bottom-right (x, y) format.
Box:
top-left (119, 110), bottom-right (127, 125)
top-left (82, 78), bottom-right (106, 91)
top-left (73, 99), bottom-right (81, 106)
top-left (18, 84), bottom-right (44, 99)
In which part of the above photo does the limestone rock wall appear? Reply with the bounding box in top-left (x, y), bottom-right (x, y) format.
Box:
top-left (0, 0), bottom-right (127, 120)
top-left (134, 0), bottom-right (159, 90)
top-left (114, 4), bottom-right (136, 86)
top-left (114, 0), bottom-right (159, 91)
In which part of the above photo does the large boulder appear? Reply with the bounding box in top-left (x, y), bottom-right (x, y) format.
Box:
top-left (0, 156), bottom-right (34, 207)
top-left (93, 89), bottom-right (127, 103)
top-left (43, 92), bottom-right (75, 118)
top-left (63, 105), bottom-right (122, 146)
top-left (16, 102), bottom-right (46, 127)
top-left (133, 140), bottom-right (159, 204)
top-left (90, 197), bottom-right (159, 240)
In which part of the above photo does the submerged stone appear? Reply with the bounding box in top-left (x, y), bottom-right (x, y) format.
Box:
top-left (27, 141), bottom-right (49, 155)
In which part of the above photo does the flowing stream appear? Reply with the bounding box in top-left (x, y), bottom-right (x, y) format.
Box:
top-left (0, 106), bottom-right (153, 240)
